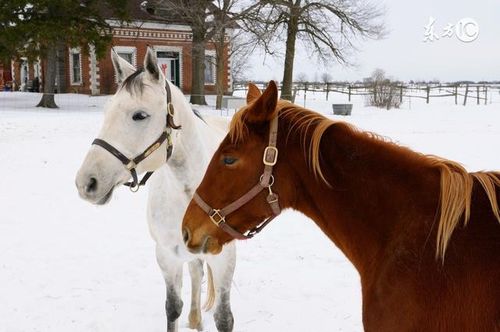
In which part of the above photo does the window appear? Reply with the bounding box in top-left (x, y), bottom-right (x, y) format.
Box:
top-left (204, 55), bottom-right (215, 85)
top-left (112, 46), bottom-right (137, 67)
top-left (117, 52), bottom-right (133, 65)
top-left (69, 48), bottom-right (82, 85)
top-left (112, 47), bottom-right (137, 83)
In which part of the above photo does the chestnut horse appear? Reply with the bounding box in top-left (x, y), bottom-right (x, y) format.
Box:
top-left (182, 81), bottom-right (500, 331)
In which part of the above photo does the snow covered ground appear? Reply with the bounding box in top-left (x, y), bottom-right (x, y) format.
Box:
top-left (1, 91), bottom-right (499, 332)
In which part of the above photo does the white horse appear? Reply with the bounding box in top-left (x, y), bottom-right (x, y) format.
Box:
top-left (75, 48), bottom-right (236, 332)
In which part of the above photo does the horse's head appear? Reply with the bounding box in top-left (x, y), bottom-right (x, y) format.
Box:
top-left (76, 48), bottom-right (169, 205)
top-left (182, 81), bottom-right (293, 254)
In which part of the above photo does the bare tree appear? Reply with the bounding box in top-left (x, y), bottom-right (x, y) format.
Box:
top-left (147, 0), bottom-right (259, 106)
top-left (205, 0), bottom-right (261, 108)
top-left (366, 68), bottom-right (401, 110)
top-left (147, 0), bottom-right (212, 105)
top-left (321, 72), bottom-right (332, 83)
top-left (242, 0), bottom-right (385, 101)
top-left (296, 72), bottom-right (307, 83)
top-left (229, 31), bottom-right (253, 83)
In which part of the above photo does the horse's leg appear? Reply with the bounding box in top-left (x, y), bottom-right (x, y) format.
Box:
top-left (156, 245), bottom-right (184, 332)
top-left (206, 242), bottom-right (236, 332)
top-left (187, 258), bottom-right (203, 331)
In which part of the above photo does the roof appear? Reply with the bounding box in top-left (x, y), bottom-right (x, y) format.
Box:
top-left (101, 0), bottom-right (238, 28)
top-left (100, 0), bottom-right (189, 25)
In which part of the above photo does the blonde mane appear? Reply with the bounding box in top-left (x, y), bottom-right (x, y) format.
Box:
top-left (229, 101), bottom-right (500, 260)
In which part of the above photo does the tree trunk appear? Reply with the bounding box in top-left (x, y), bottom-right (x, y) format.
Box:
top-left (190, 26), bottom-right (207, 105)
top-left (37, 45), bottom-right (58, 108)
top-left (281, 15), bottom-right (299, 102)
top-left (56, 41), bottom-right (67, 93)
top-left (215, 28), bottom-right (226, 110)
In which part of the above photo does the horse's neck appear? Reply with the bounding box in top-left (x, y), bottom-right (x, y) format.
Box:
top-left (167, 89), bottom-right (215, 189)
top-left (284, 122), bottom-right (441, 275)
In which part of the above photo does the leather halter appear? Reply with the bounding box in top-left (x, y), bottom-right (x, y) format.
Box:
top-left (193, 116), bottom-right (281, 240)
top-left (92, 82), bottom-right (180, 192)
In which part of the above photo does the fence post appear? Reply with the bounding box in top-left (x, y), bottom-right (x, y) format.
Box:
top-left (484, 85), bottom-right (488, 105)
top-left (463, 84), bottom-right (469, 106)
top-left (476, 86), bottom-right (480, 105)
top-left (304, 82), bottom-right (308, 107)
top-left (348, 85), bottom-right (352, 102)
top-left (454, 85), bottom-right (458, 105)
top-left (326, 83), bottom-right (330, 101)
top-left (400, 85), bottom-right (403, 104)
top-left (426, 86), bottom-right (430, 104)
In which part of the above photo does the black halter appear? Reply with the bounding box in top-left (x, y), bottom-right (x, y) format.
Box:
top-left (92, 82), bottom-right (181, 192)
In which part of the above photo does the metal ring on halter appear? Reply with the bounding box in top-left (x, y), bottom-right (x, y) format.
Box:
top-left (260, 174), bottom-right (275, 186)
top-left (129, 184), bottom-right (140, 193)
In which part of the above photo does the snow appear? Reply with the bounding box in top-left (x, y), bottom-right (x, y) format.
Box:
top-left (1, 91), bottom-right (499, 331)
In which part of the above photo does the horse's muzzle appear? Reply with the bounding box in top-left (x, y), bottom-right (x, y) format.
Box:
top-left (75, 173), bottom-right (113, 205)
top-left (182, 227), bottom-right (221, 255)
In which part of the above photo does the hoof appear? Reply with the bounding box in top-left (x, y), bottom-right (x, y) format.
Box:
top-left (188, 311), bottom-right (203, 331)
top-left (166, 298), bottom-right (183, 322)
top-left (214, 309), bottom-right (234, 332)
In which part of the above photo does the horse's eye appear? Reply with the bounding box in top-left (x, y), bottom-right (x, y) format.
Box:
top-left (132, 111), bottom-right (150, 121)
top-left (223, 156), bottom-right (237, 165)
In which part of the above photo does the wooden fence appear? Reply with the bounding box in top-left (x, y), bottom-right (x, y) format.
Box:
top-left (233, 82), bottom-right (500, 106)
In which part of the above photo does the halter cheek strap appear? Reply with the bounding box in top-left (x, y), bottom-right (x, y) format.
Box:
top-left (192, 116), bottom-right (281, 240)
top-left (92, 82), bottom-right (180, 192)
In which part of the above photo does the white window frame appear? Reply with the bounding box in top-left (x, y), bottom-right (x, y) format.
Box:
top-left (204, 50), bottom-right (216, 85)
top-left (112, 46), bottom-right (137, 67)
top-left (69, 48), bottom-right (82, 85)
top-left (154, 45), bottom-right (183, 88)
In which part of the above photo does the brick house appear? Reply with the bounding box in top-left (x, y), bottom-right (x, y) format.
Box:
top-left (8, 0), bottom-right (232, 95)
top-left (0, 60), bottom-right (10, 90)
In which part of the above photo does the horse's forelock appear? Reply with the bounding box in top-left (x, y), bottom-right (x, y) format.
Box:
top-left (120, 68), bottom-right (145, 96)
top-left (229, 108), bottom-right (249, 143)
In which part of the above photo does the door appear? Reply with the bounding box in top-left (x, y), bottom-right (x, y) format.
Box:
top-left (156, 51), bottom-right (180, 88)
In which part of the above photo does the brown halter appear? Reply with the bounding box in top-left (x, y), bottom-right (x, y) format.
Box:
top-left (92, 82), bottom-right (180, 192)
top-left (192, 116), bottom-right (281, 240)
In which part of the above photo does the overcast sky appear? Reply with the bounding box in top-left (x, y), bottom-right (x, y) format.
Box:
top-left (246, 0), bottom-right (500, 82)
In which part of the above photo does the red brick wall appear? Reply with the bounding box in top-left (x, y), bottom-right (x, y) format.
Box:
top-left (9, 25), bottom-right (232, 96)
top-left (99, 29), bottom-right (231, 96)
top-left (99, 39), bottom-right (198, 94)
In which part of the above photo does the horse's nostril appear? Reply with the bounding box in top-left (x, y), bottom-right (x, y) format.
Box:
top-left (86, 177), bottom-right (98, 193)
top-left (182, 228), bottom-right (190, 244)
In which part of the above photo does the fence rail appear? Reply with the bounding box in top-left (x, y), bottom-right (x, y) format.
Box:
top-left (233, 82), bottom-right (500, 106)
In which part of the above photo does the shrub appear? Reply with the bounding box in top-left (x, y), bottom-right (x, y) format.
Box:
top-left (366, 69), bottom-right (402, 110)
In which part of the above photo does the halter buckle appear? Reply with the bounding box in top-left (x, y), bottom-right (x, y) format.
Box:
top-left (209, 209), bottom-right (226, 226)
top-left (167, 103), bottom-right (175, 117)
top-left (263, 146), bottom-right (278, 166)
top-left (125, 160), bottom-right (136, 170)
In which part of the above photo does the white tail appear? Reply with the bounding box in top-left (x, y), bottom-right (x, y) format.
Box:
top-left (203, 264), bottom-right (215, 311)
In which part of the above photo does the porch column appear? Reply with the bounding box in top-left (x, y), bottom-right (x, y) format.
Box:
top-left (89, 44), bottom-right (100, 95)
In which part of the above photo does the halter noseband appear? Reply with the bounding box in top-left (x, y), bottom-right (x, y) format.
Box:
top-left (92, 82), bottom-right (180, 192)
top-left (192, 116), bottom-right (281, 240)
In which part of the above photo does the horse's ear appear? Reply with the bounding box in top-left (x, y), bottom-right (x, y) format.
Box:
top-left (111, 49), bottom-right (136, 84)
top-left (245, 80), bottom-right (279, 123)
top-left (144, 47), bottom-right (162, 82)
top-left (247, 83), bottom-right (262, 104)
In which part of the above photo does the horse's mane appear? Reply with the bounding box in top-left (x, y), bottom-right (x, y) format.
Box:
top-left (229, 101), bottom-right (500, 260)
